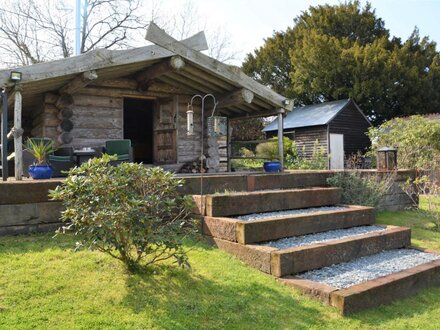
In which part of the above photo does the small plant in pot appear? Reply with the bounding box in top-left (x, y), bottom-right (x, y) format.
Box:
top-left (256, 139), bottom-right (282, 172)
top-left (25, 138), bottom-right (56, 179)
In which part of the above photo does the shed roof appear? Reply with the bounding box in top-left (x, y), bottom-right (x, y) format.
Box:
top-left (263, 99), bottom-right (352, 132)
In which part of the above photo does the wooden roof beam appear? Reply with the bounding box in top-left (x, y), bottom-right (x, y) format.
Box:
top-left (0, 32), bottom-right (208, 88)
top-left (59, 70), bottom-right (98, 95)
top-left (217, 89), bottom-right (254, 109)
top-left (136, 56), bottom-right (185, 92)
top-left (229, 109), bottom-right (285, 121)
top-left (145, 22), bottom-right (293, 112)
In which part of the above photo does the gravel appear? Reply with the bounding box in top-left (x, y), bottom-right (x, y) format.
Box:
top-left (261, 225), bottom-right (386, 249)
top-left (236, 206), bottom-right (348, 221)
top-left (298, 248), bottom-right (440, 289)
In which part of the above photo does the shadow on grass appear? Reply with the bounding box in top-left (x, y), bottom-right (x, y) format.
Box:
top-left (348, 285), bottom-right (440, 325)
top-left (0, 232), bottom-right (76, 254)
top-left (122, 257), bottom-right (324, 329)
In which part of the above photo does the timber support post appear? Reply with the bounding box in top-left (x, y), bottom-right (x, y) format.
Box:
top-left (277, 109), bottom-right (284, 171)
top-left (1, 90), bottom-right (8, 181)
top-left (13, 85), bottom-right (23, 180)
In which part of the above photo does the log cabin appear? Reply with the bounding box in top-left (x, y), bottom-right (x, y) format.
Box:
top-left (0, 23), bottom-right (292, 180)
top-left (263, 99), bottom-right (372, 169)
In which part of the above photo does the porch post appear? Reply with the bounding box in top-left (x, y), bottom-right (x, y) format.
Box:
top-left (1, 91), bottom-right (8, 181)
top-left (13, 86), bottom-right (23, 180)
top-left (277, 109), bottom-right (284, 170)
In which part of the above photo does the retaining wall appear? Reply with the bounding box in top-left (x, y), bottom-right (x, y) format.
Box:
top-left (0, 170), bottom-right (417, 235)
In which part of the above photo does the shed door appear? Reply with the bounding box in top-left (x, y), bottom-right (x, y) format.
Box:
top-left (329, 133), bottom-right (344, 169)
top-left (153, 98), bottom-right (177, 164)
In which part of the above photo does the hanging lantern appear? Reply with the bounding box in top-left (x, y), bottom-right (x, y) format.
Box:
top-left (207, 116), bottom-right (227, 137)
top-left (377, 147), bottom-right (397, 171)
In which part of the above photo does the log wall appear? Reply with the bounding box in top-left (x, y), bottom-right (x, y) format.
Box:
top-left (32, 81), bottom-right (223, 168)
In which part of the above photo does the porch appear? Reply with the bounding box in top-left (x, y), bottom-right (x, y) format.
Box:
top-left (0, 23), bottom-right (292, 181)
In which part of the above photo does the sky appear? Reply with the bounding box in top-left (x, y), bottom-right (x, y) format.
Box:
top-left (157, 0), bottom-right (440, 65)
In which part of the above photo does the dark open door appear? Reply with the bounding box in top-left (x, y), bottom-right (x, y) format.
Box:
top-left (153, 97), bottom-right (177, 164)
top-left (123, 98), bottom-right (155, 163)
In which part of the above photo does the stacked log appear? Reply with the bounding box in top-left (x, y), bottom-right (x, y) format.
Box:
top-left (55, 93), bottom-right (74, 145)
top-left (180, 157), bottom-right (208, 173)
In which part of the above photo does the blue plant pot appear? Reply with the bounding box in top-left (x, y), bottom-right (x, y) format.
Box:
top-left (263, 161), bottom-right (282, 172)
top-left (28, 165), bottom-right (53, 179)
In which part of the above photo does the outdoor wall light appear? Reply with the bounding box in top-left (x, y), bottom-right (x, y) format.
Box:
top-left (9, 71), bottom-right (22, 82)
top-left (283, 99), bottom-right (291, 106)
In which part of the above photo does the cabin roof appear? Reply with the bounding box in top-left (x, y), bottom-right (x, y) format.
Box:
top-left (263, 99), bottom-right (370, 132)
top-left (0, 24), bottom-right (291, 118)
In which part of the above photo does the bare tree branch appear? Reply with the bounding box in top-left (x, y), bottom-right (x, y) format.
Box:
top-left (0, 0), bottom-right (239, 69)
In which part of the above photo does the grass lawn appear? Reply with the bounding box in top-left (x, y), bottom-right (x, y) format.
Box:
top-left (1, 207), bottom-right (440, 329)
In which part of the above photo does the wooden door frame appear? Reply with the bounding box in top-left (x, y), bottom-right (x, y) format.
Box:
top-left (153, 96), bottom-right (178, 164)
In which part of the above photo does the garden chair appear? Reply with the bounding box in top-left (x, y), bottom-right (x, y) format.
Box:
top-left (103, 139), bottom-right (133, 165)
top-left (48, 147), bottom-right (76, 177)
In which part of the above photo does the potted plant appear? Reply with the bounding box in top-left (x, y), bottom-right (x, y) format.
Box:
top-left (25, 138), bottom-right (56, 179)
top-left (256, 140), bottom-right (282, 172)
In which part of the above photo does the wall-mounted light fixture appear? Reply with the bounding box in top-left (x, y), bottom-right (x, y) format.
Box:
top-left (9, 71), bottom-right (22, 82)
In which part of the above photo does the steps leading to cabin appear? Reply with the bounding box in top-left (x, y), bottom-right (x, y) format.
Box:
top-left (198, 186), bottom-right (440, 315)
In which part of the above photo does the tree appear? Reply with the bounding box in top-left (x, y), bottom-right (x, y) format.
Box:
top-left (0, 0), bottom-right (146, 67)
top-left (0, 0), bottom-right (237, 68)
top-left (242, 1), bottom-right (440, 124)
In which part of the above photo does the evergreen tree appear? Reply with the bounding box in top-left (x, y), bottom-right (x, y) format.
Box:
top-left (242, 1), bottom-right (440, 124)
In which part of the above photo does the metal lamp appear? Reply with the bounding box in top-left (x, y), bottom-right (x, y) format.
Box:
top-left (10, 71), bottom-right (22, 82)
top-left (377, 147), bottom-right (398, 171)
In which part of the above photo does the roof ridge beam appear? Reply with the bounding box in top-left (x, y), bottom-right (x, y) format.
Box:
top-left (136, 56), bottom-right (185, 92)
top-left (145, 22), bottom-right (292, 111)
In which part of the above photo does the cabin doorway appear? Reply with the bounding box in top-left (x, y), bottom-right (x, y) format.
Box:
top-left (123, 98), bottom-right (155, 163)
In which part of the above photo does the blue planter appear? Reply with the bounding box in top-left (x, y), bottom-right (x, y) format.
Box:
top-left (28, 165), bottom-right (53, 179)
top-left (263, 161), bottom-right (282, 172)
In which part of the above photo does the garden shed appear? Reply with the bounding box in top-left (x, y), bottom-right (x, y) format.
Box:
top-left (263, 99), bottom-right (371, 169)
top-left (0, 23), bottom-right (292, 179)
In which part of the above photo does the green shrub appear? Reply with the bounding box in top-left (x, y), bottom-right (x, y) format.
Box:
top-left (256, 140), bottom-right (279, 161)
top-left (368, 115), bottom-right (440, 169)
top-left (285, 140), bottom-right (328, 170)
top-left (255, 137), bottom-right (294, 161)
top-left (239, 147), bottom-right (255, 158)
top-left (327, 171), bottom-right (394, 207)
top-left (50, 155), bottom-right (196, 271)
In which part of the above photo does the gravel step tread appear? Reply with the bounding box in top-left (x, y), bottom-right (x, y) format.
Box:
top-left (236, 206), bottom-right (350, 221)
top-left (298, 248), bottom-right (440, 289)
top-left (260, 225), bottom-right (386, 249)
top-left (210, 187), bottom-right (335, 197)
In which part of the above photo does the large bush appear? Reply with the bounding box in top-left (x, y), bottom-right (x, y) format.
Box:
top-left (255, 137), bottom-right (294, 161)
top-left (50, 155), bottom-right (196, 271)
top-left (285, 139), bottom-right (328, 170)
top-left (368, 115), bottom-right (440, 169)
top-left (327, 172), bottom-right (394, 207)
